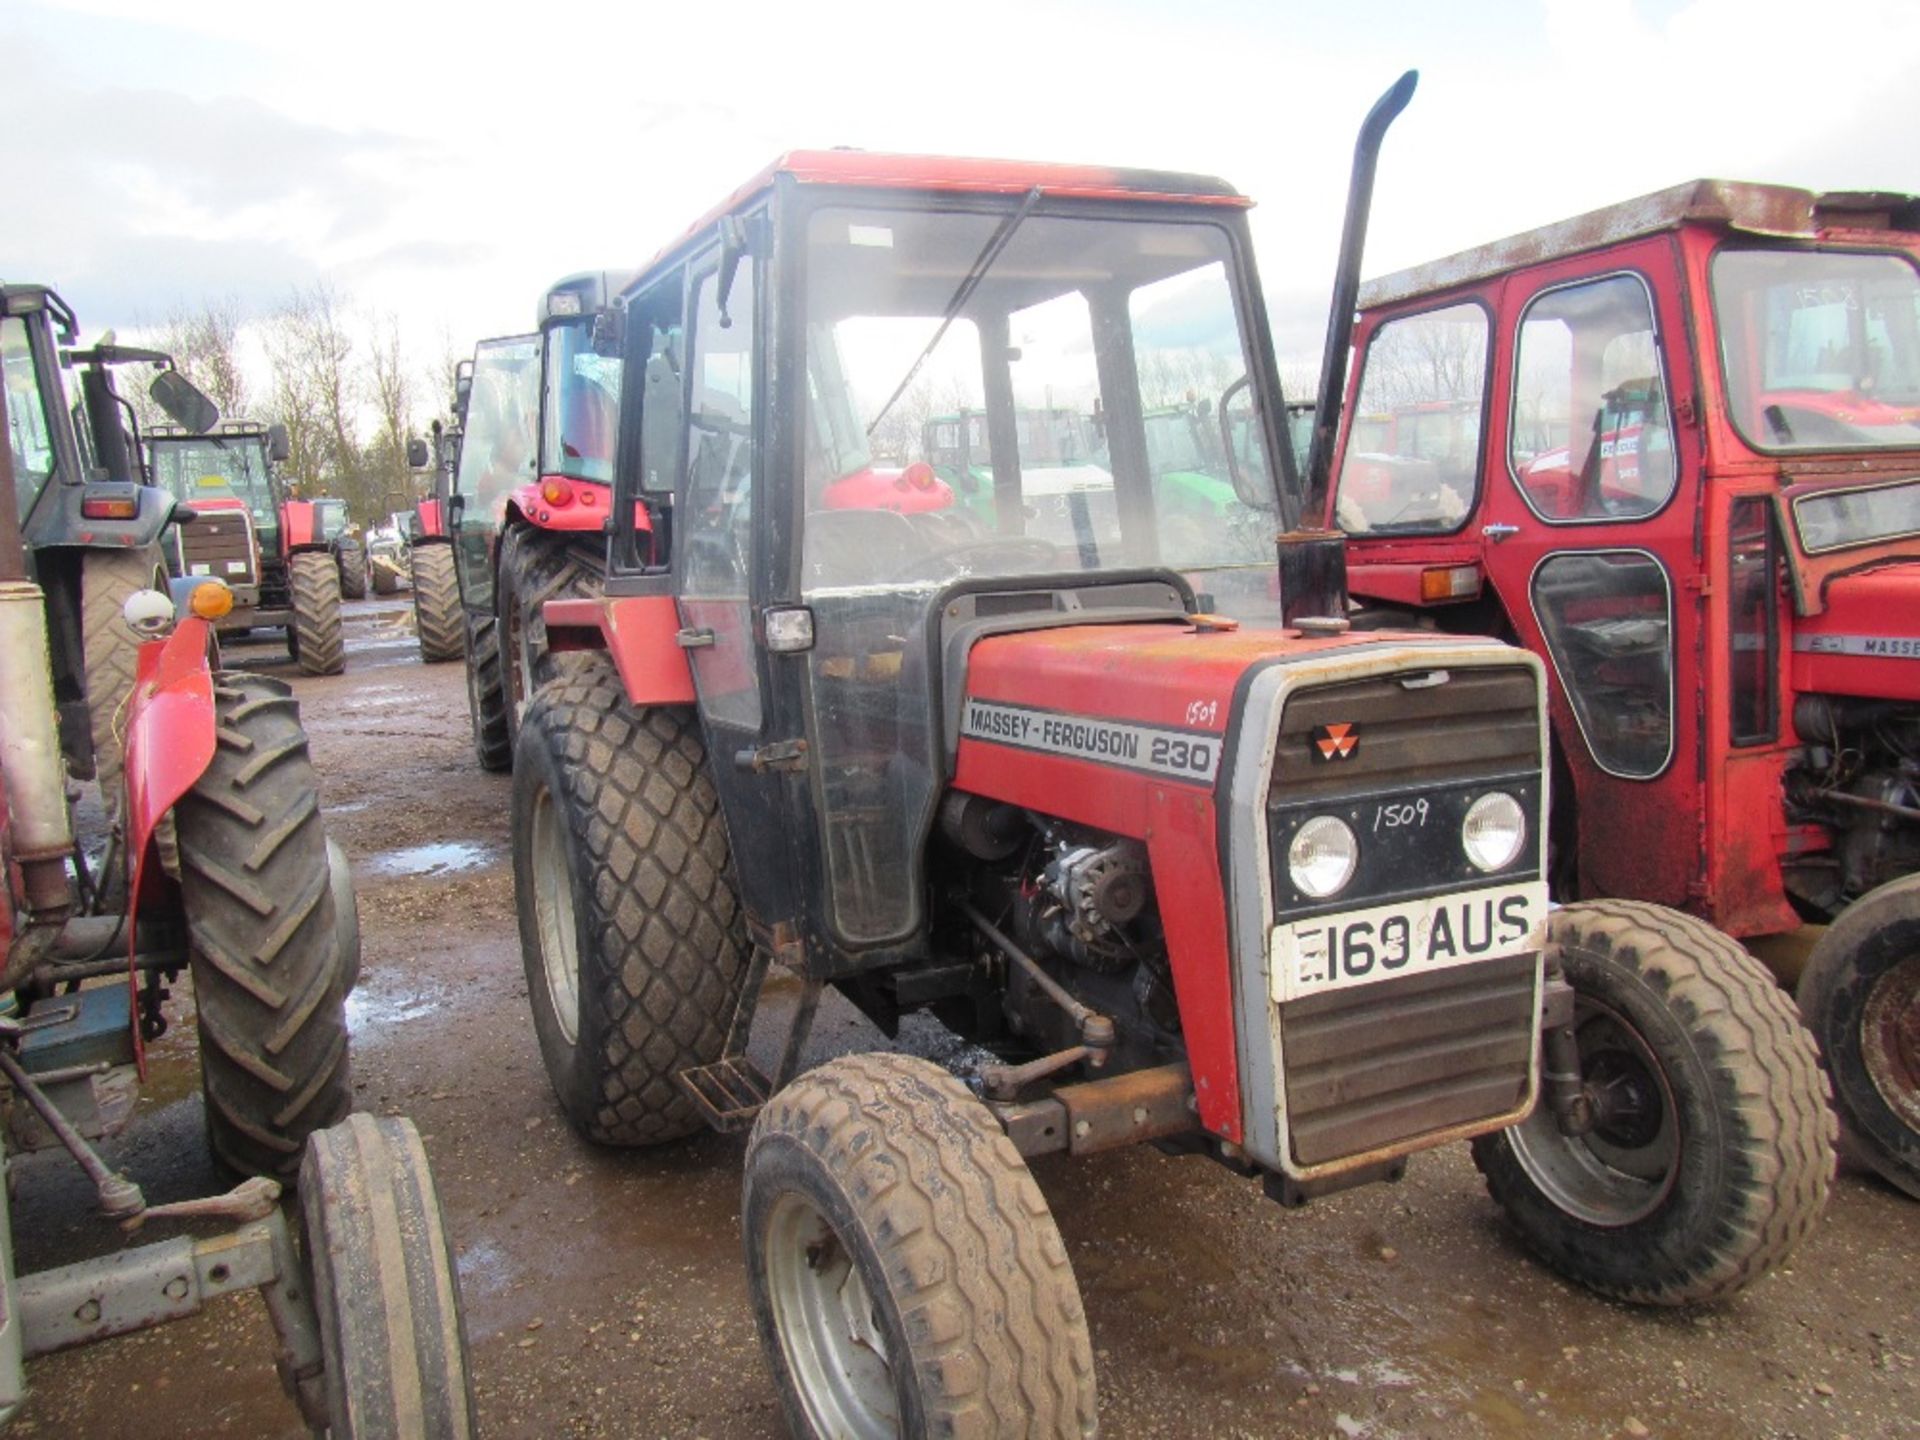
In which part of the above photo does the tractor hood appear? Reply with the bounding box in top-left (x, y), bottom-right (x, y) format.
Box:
top-left (1790, 561), bottom-right (1920, 702)
top-left (952, 616), bottom-right (1512, 807)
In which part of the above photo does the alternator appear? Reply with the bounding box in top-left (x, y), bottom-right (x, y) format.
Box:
top-left (1039, 841), bottom-right (1151, 971)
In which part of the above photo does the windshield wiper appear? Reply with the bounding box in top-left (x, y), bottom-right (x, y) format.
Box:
top-left (865, 186), bottom-right (1043, 438)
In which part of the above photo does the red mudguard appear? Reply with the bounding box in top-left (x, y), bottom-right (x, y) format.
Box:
top-left (543, 594), bottom-right (694, 704)
top-left (508, 476), bottom-right (622, 533)
top-left (124, 617), bottom-right (218, 912)
top-left (281, 498), bottom-right (320, 551)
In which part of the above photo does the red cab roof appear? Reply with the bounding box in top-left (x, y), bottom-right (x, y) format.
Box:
top-left (1359, 179), bottom-right (1920, 310)
top-left (631, 150), bottom-right (1247, 286)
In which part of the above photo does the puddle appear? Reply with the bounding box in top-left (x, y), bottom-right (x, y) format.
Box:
top-left (346, 984), bottom-right (443, 1031)
top-left (364, 841), bottom-right (499, 877)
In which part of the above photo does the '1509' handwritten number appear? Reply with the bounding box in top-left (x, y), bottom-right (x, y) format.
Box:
top-left (1373, 798), bottom-right (1430, 832)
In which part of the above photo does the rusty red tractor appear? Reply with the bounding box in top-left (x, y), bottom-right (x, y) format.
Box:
top-left (446, 272), bottom-right (628, 769)
top-left (144, 418), bottom-right (348, 675)
top-left (504, 77), bottom-right (1834, 1437)
top-left (1322, 180), bottom-right (1920, 1198)
top-left (1, 282), bottom-right (471, 1431)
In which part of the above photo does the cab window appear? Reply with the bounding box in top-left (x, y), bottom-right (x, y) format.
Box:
top-left (1332, 302), bottom-right (1488, 535)
top-left (1510, 274), bottom-right (1674, 522)
top-left (3, 316), bottom-right (57, 521)
top-left (1532, 550), bottom-right (1674, 778)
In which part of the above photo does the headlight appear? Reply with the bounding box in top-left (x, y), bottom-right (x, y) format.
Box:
top-left (1462, 791), bottom-right (1527, 872)
top-left (1288, 815), bottom-right (1358, 898)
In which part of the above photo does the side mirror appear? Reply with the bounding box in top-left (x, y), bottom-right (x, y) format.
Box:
top-left (150, 370), bottom-right (219, 434)
top-left (267, 423), bottom-right (292, 463)
top-left (407, 437), bottom-right (431, 469)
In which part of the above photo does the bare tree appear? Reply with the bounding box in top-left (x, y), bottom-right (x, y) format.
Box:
top-left (166, 298), bottom-right (249, 418)
top-left (262, 283), bottom-right (371, 515)
top-left (365, 310), bottom-right (419, 517)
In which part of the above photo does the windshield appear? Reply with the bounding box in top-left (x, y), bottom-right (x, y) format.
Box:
top-left (801, 204), bottom-right (1279, 599)
top-left (455, 336), bottom-right (541, 517)
top-left (3, 316), bottom-right (58, 522)
top-left (147, 435), bottom-right (276, 527)
top-left (1712, 247), bottom-right (1920, 452)
top-left (541, 320), bottom-right (621, 483)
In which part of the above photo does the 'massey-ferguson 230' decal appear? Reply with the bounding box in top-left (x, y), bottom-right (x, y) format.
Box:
top-left (961, 698), bottom-right (1220, 783)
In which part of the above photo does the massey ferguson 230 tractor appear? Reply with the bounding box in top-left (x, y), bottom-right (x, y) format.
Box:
top-left (448, 272), bottom-right (630, 769)
top-left (144, 419), bottom-right (348, 675)
top-left (506, 79), bottom-right (1833, 1436)
top-left (1323, 180), bottom-right (1920, 1198)
top-left (2, 287), bottom-right (472, 1433)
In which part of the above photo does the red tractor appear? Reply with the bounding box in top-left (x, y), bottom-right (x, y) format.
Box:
top-left (1, 284), bottom-right (471, 1430)
top-left (507, 80), bottom-right (1833, 1435)
top-left (1322, 180), bottom-right (1920, 1198)
top-left (448, 272), bottom-right (628, 768)
top-left (144, 419), bottom-right (348, 675)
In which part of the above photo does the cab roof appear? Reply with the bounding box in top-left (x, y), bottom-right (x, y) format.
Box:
top-left (630, 150), bottom-right (1247, 288)
top-left (1359, 179), bottom-right (1920, 310)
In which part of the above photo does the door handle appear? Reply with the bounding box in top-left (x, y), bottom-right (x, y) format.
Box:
top-left (675, 627), bottom-right (716, 649)
top-left (1482, 523), bottom-right (1520, 542)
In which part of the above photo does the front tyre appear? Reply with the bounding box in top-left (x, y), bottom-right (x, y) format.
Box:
top-left (1799, 874), bottom-right (1920, 1199)
top-left (289, 550), bottom-right (346, 675)
top-left (744, 1054), bottom-right (1098, 1439)
top-left (1471, 900), bottom-right (1833, 1305)
top-left (337, 543), bottom-right (368, 601)
top-left (175, 673), bottom-right (354, 1179)
top-left (299, 1114), bottom-right (476, 1439)
top-left (511, 654), bottom-right (748, 1144)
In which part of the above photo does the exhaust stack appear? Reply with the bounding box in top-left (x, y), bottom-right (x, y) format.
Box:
top-left (1280, 68), bottom-right (1418, 627)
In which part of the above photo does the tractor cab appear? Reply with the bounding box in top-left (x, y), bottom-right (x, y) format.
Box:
top-left (538, 270), bottom-right (629, 492)
top-left (1325, 180), bottom-right (1920, 1195)
top-left (145, 421), bottom-right (285, 595)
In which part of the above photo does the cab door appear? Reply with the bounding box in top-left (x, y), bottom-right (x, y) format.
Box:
top-left (449, 333), bottom-right (540, 618)
top-left (1476, 239), bottom-right (1707, 910)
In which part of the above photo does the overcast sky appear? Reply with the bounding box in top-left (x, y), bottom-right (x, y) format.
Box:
top-left (7, 0), bottom-right (1919, 394)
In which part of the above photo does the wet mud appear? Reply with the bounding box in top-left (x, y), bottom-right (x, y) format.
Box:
top-left (11, 597), bottom-right (1916, 1438)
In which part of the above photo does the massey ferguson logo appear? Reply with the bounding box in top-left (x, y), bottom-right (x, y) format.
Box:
top-left (1313, 722), bottom-right (1359, 761)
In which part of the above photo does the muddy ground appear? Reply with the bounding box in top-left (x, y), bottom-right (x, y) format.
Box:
top-left (10, 596), bottom-right (1917, 1439)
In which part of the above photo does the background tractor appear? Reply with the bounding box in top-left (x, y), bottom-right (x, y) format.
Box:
top-left (403, 363), bottom-right (468, 664)
top-left (2, 284), bottom-right (472, 1433)
top-left (506, 83), bottom-right (1833, 1436)
top-left (1324, 180), bottom-right (1920, 1198)
top-left (144, 419), bottom-right (347, 675)
top-left (446, 272), bottom-right (628, 770)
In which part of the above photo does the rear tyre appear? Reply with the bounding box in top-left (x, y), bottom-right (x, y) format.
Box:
top-left (300, 1114), bottom-right (476, 1439)
top-left (289, 551), bottom-right (346, 676)
top-left (497, 521), bottom-right (606, 750)
top-left (337, 543), bottom-right (368, 601)
top-left (174, 673), bottom-right (353, 1180)
top-left (512, 654), bottom-right (748, 1145)
top-left (465, 613), bottom-right (511, 772)
top-left (410, 543), bottom-right (464, 663)
top-left (372, 563), bottom-right (401, 596)
top-left (1471, 900), bottom-right (1833, 1304)
top-left (80, 544), bottom-right (169, 797)
top-left (743, 1054), bottom-right (1098, 1439)
top-left (1799, 874), bottom-right (1920, 1199)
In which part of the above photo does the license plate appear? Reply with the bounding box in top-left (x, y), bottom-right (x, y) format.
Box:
top-left (1271, 882), bottom-right (1547, 1003)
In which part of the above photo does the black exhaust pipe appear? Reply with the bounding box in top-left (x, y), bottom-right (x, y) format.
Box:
top-left (1280, 68), bottom-right (1418, 627)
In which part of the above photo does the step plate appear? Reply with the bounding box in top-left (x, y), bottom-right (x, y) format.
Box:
top-left (675, 1056), bottom-right (773, 1134)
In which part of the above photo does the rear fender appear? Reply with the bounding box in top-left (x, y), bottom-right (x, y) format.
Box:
top-left (508, 476), bottom-right (651, 536)
top-left (280, 500), bottom-right (320, 553)
top-left (124, 617), bottom-right (218, 908)
top-left (414, 499), bottom-right (446, 539)
top-left (543, 594), bottom-right (693, 705)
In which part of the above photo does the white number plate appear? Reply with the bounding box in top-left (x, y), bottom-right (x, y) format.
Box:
top-left (1271, 882), bottom-right (1547, 1003)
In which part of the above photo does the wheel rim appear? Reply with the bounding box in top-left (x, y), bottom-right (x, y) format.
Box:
top-left (764, 1192), bottom-right (898, 1440)
top-left (529, 783), bottom-right (580, 1045)
top-left (505, 586), bottom-right (531, 724)
top-left (1508, 997), bottom-right (1680, 1227)
top-left (1861, 955), bottom-right (1920, 1130)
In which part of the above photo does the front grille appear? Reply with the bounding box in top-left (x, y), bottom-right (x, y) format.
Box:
top-left (1269, 665), bottom-right (1542, 918)
top-left (1281, 953), bottom-right (1536, 1167)
top-left (178, 511), bottom-right (257, 585)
